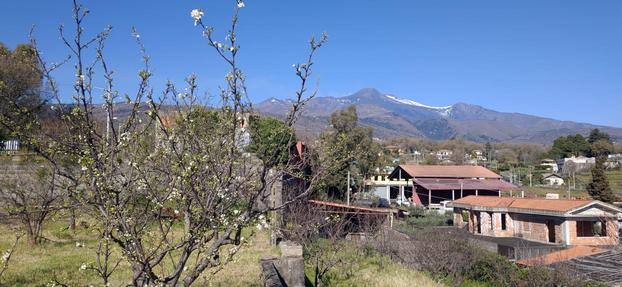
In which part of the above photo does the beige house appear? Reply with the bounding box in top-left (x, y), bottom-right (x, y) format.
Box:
top-left (451, 196), bottom-right (621, 246)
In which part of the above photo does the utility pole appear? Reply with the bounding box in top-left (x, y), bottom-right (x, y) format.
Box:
top-left (347, 171), bottom-right (351, 206)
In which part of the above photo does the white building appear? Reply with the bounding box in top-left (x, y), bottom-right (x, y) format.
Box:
top-left (540, 159), bottom-right (559, 173)
top-left (564, 156), bottom-right (596, 165)
top-left (365, 174), bottom-right (411, 206)
top-left (473, 150), bottom-right (487, 161)
top-left (543, 174), bottom-right (565, 186)
top-left (434, 149), bottom-right (453, 160)
top-left (1, 140), bottom-right (20, 153)
top-left (561, 156), bottom-right (595, 173)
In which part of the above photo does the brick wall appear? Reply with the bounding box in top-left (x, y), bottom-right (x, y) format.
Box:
top-left (492, 212), bottom-right (514, 237)
top-left (511, 213), bottom-right (560, 243)
top-left (453, 210), bottom-right (466, 228)
top-left (567, 219), bottom-right (619, 246)
top-left (454, 208), bottom-right (619, 246)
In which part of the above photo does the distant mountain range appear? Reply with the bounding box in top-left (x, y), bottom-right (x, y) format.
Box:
top-left (255, 88), bottom-right (622, 144)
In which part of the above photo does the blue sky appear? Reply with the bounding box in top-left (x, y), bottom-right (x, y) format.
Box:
top-left (2, 0), bottom-right (621, 127)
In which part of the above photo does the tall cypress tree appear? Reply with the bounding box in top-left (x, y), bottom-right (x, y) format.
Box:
top-left (586, 157), bottom-right (616, 203)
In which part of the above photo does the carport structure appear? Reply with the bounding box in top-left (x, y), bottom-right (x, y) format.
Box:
top-left (387, 165), bottom-right (518, 207)
top-left (413, 178), bottom-right (518, 207)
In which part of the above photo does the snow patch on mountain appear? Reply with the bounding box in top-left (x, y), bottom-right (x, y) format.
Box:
top-left (385, 94), bottom-right (452, 117)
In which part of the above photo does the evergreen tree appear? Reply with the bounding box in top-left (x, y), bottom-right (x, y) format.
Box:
top-left (586, 157), bottom-right (616, 203)
top-left (317, 106), bottom-right (382, 199)
top-left (247, 115), bottom-right (296, 168)
top-left (0, 43), bottom-right (44, 141)
top-left (587, 128), bottom-right (611, 144)
top-left (587, 129), bottom-right (613, 157)
top-left (548, 134), bottom-right (590, 159)
top-left (484, 142), bottom-right (493, 161)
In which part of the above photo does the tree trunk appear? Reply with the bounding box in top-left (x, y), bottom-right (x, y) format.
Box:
top-left (184, 211), bottom-right (191, 235)
top-left (70, 208), bottom-right (76, 232)
top-left (314, 259), bottom-right (321, 287)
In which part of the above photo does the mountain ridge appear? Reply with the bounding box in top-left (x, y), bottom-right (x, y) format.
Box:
top-left (254, 88), bottom-right (622, 144)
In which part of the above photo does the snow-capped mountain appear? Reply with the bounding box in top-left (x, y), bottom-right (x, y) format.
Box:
top-left (255, 88), bottom-right (622, 143)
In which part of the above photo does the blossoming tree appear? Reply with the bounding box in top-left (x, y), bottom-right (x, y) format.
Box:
top-left (6, 0), bottom-right (326, 285)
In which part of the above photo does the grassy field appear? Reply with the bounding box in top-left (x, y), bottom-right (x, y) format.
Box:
top-left (0, 215), bottom-right (441, 286)
top-left (520, 169), bottom-right (622, 199)
top-left (0, 216), bottom-right (281, 286)
top-left (304, 240), bottom-right (443, 287)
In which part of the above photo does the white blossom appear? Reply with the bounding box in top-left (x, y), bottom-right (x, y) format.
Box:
top-left (1, 250), bottom-right (10, 262)
top-left (80, 263), bottom-right (88, 270)
top-left (190, 9), bottom-right (204, 25)
top-left (237, 2), bottom-right (245, 8)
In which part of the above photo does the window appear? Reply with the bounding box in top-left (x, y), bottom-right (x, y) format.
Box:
top-left (577, 221), bottom-right (607, 237)
top-left (488, 212), bottom-right (493, 230)
top-left (501, 213), bottom-right (507, 230)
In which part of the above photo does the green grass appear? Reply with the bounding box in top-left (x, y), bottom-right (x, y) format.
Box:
top-left (0, 218), bottom-right (131, 286)
top-left (521, 169), bottom-right (622, 199)
top-left (0, 215), bottom-right (441, 286)
top-left (304, 240), bottom-right (443, 287)
top-left (0, 216), bottom-right (280, 286)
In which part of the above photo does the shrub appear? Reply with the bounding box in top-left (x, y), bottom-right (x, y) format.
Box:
top-left (373, 228), bottom-right (598, 287)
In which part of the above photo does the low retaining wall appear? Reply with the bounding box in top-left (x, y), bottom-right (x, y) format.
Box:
top-left (260, 241), bottom-right (304, 287)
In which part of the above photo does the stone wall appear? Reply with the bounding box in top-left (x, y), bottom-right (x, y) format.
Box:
top-left (260, 241), bottom-right (304, 287)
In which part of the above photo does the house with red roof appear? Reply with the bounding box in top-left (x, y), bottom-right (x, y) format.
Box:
top-left (451, 196), bottom-right (622, 246)
top-left (373, 165), bottom-right (517, 208)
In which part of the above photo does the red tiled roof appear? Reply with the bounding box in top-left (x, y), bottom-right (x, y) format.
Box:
top-left (452, 196), bottom-right (592, 213)
top-left (517, 246), bottom-right (606, 266)
top-left (413, 178), bottom-right (518, 191)
top-left (397, 165), bottom-right (501, 179)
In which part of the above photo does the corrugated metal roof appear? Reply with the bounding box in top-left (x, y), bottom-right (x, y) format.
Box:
top-left (308, 200), bottom-right (397, 214)
top-left (395, 165), bottom-right (501, 179)
top-left (413, 178), bottom-right (518, 191)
